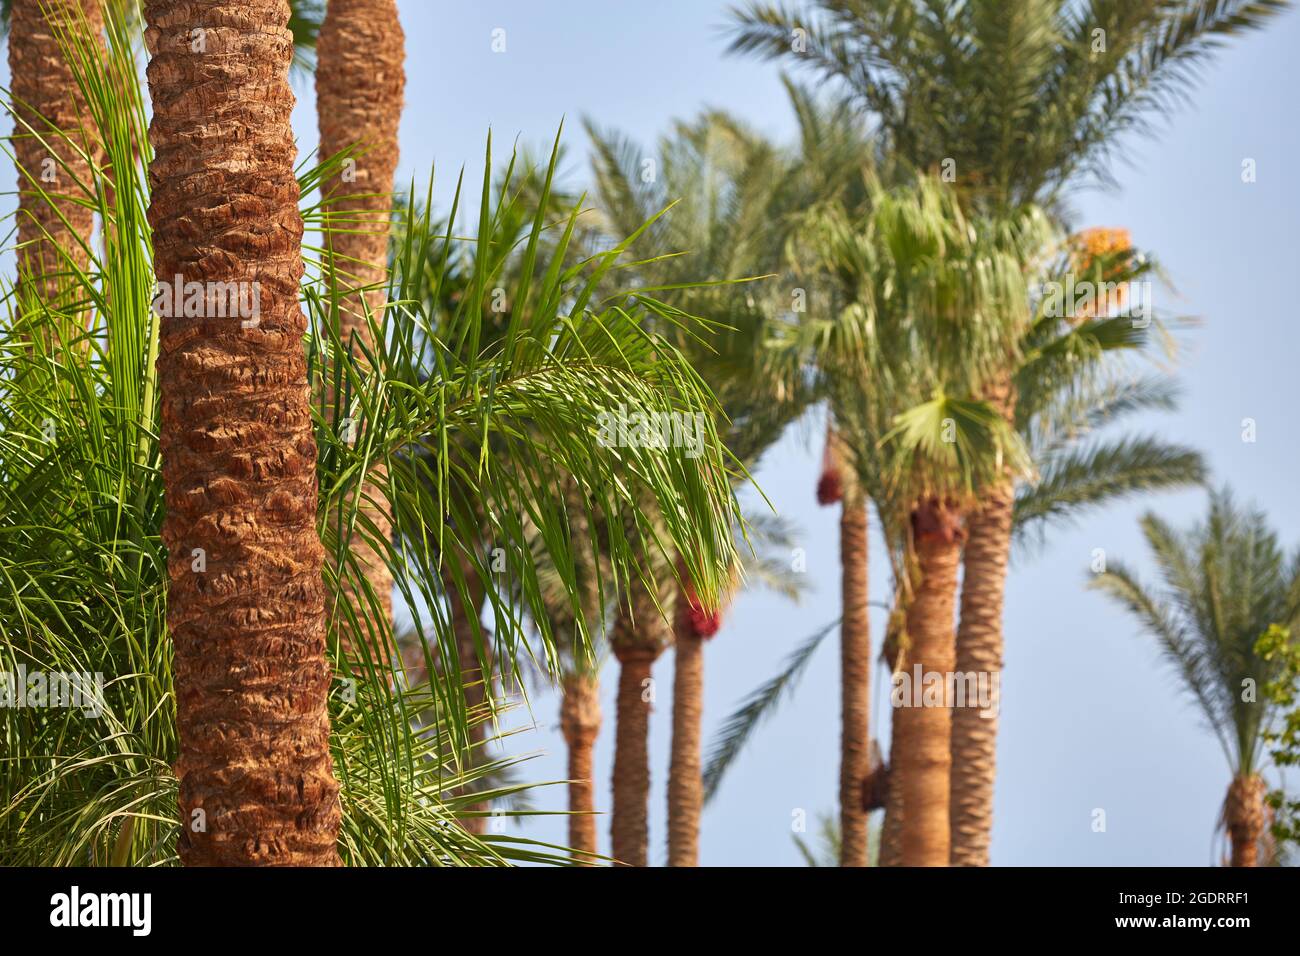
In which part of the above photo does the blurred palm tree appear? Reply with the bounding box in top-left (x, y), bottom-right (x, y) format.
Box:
top-left (728, 0), bottom-right (1286, 864)
top-left (584, 109), bottom-right (815, 864)
top-left (1092, 489), bottom-right (1300, 866)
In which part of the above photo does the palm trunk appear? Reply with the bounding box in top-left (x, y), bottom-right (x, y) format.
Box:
top-left (895, 498), bottom-right (962, 866)
top-left (1225, 774), bottom-right (1266, 867)
top-left (949, 478), bottom-right (1012, 865)
top-left (666, 591), bottom-right (704, 866)
top-left (145, 0), bottom-right (340, 866)
top-left (560, 671), bottom-right (602, 863)
top-left (879, 744), bottom-right (904, 866)
top-left (610, 576), bottom-right (670, 866)
top-left (9, 0), bottom-right (104, 344)
top-left (316, 0), bottom-right (406, 651)
top-left (839, 493), bottom-right (871, 866)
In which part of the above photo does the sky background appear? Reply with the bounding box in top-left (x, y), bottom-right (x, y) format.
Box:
top-left (299, 0), bottom-right (1300, 867)
top-left (6, 0), bottom-right (1297, 866)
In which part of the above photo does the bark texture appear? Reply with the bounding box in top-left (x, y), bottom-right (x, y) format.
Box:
top-left (839, 493), bottom-right (871, 866)
top-left (949, 478), bottom-right (1012, 866)
top-left (144, 0), bottom-right (340, 866)
top-left (316, 0), bottom-right (406, 648)
top-left (609, 576), bottom-right (671, 866)
top-left (560, 671), bottom-right (602, 863)
top-left (9, 0), bottom-right (104, 343)
top-left (896, 499), bottom-right (963, 867)
top-left (666, 593), bottom-right (705, 866)
top-left (1226, 774), bottom-right (1267, 867)
top-left (951, 374), bottom-right (1016, 866)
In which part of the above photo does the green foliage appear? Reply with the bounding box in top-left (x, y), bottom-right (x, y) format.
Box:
top-left (1256, 624), bottom-right (1300, 848)
top-left (0, 7), bottom-right (741, 865)
top-left (727, 0), bottom-right (1291, 212)
top-left (1092, 491), bottom-right (1300, 775)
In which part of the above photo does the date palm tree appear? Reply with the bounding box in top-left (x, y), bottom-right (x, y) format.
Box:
top-left (314, 0), bottom-right (404, 645)
top-left (1092, 490), bottom-right (1300, 866)
top-left (143, 0), bottom-right (341, 866)
top-left (805, 175), bottom-right (1039, 865)
top-left (585, 110), bottom-right (813, 865)
top-left (728, 0), bottom-right (1288, 864)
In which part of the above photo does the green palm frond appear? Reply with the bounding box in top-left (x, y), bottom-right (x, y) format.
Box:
top-left (0, 7), bottom-right (740, 865)
top-left (702, 617), bottom-right (839, 803)
top-left (727, 0), bottom-right (1289, 210)
top-left (1091, 490), bottom-right (1300, 773)
top-left (1014, 435), bottom-right (1205, 545)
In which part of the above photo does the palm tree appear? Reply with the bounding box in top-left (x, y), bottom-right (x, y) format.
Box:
top-left (729, 0), bottom-right (1288, 865)
top-left (1092, 490), bottom-right (1300, 866)
top-left (315, 0), bottom-right (405, 644)
top-left (585, 110), bottom-right (813, 865)
top-left (7, 0), bottom-right (103, 346)
top-left (801, 175), bottom-right (1040, 865)
top-left (143, 0), bottom-right (342, 866)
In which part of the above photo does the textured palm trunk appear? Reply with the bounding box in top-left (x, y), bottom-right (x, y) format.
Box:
top-left (839, 492), bottom-right (871, 866)
top-left (1226, 774), bottom-right (1267, 867)
top-left (666, 591), bottom-right (704, 866)
top-left (610, 577), bottom-right (671, 867)
top-left (879, 746), bottom-right (904, 866)
top-left (560, 672), bottom-right (602, 863)
top-left (896, 499), bottom-right (963, 866)
top-left (949, 479), bottom-right (1012, 865)
top-left (316, 0), bottom-right (406, 650)
top-left (144, 0), bottom-right (340, 866)
top-left (9, 0), bottom-right (104, 344)
top-left (951, 377), bottom-right (1016, 866)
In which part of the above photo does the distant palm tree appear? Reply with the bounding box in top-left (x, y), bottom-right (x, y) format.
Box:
top-left (1092, 490), bottom-right (1300, 866)
top-left (585, 110), bottom-right (813, 865)
top-left (806, 176), bottom-right (1040, 865)
top-left (728, 0), bottom-right (1287, 864)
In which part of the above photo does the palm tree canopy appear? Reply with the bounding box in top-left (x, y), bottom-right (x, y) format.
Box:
top-left (1092, 489), bottom-right (1300, 773)
top-left (727, 0), bottom-right (1290, 213)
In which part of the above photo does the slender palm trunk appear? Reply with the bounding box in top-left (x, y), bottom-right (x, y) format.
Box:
top-left (949, 478), bottom-right (1012, 865)
top-left (145, 0), bottom-right (340, 866)
top-left (951, 376), bottom-right (1015, 866)
top-left (560, 671), bottom-right (601, 863)
top-left (10, 0), bottom-right (104, 344)
top-left (610, 577), bottom-right (670, 866)
top-left (896, 499), bottom-right (962, 866)
top-left (839, 492), bottom-right (871, 866)
top-left (316, 0), bottom-right (406, 650)
top-left (666, 590), bottom-right (704, 866)
top-left (1226, 774), bottom-right (1266, 867)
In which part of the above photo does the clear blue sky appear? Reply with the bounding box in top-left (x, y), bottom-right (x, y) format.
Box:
top-left (5, 0), bottom-right (1295, 866)
top-left (326, 0), bottom-right (1295, 866)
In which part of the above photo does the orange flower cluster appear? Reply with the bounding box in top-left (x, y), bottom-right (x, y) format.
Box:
top-left (1071, 227), bottom-right (1133, 278)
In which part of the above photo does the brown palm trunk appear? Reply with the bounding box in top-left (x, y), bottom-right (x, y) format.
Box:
top-left (560, 671), bottom-right (602, 863)
top-left (839, 492), bottom-right (871, 865)
top-left (949, 477), bottom-right (1012, 865)
top-left (145, 0), bottom-right (340, 866)
top-left (610, 576), bottom-right (671, 866)
top-left (316, 0), bottom-right (406, 651)
top-left (9, 0), bottom-right (104, 344)
top-left (666, 590), bottom-right (704, 866)
top-left (1225, 774), bottom-right (1266, 867)
top-left (895, 499), bottom-right (962, 866)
